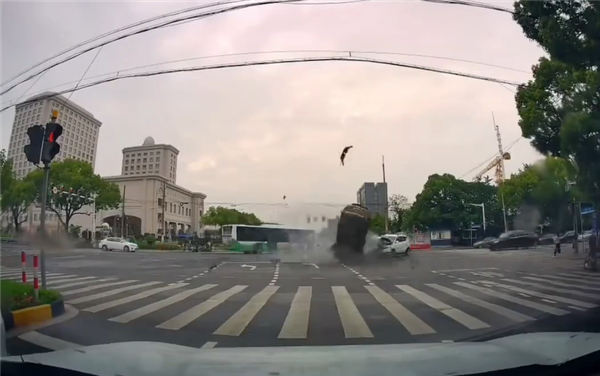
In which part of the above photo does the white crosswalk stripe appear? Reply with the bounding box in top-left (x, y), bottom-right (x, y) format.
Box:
top-left (3, 266), bottom-right (600, 340)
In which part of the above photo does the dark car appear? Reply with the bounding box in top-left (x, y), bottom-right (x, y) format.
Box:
top-left (489, 230), bottom-right (538, 251)
top-left (537, 233), bottom-right (557, 246)
top-left (473, 237), bottom-right (496, 249)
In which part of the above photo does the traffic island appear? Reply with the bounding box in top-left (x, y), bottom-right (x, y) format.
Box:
top-left (0, 280), bottom-right (64, 331)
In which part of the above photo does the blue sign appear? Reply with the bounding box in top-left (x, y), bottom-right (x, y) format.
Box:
top-left (581, 203), bottom-right (595, 215)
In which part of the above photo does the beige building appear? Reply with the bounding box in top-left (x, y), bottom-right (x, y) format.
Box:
top-left (97, 138), bottom-right (206, 238)
top-left (121, 137), bottom-right (179, 184)
top-left (98, 174), bottom-right (206, 238)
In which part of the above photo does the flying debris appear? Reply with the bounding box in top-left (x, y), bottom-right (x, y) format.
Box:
top-left (340, 146), bottom-right (353, 166)
top-left (283, 195), bottom-right (286, 200)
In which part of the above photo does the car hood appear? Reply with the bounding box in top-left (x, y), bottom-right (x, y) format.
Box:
top-left (3, 332), bottom-right (600, 376)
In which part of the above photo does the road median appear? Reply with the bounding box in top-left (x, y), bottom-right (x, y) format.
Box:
top-left (0, 280), bottom-right (65, 331)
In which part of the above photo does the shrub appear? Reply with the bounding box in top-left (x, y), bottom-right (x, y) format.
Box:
top-left (0, 280), bottom-right (62, 312)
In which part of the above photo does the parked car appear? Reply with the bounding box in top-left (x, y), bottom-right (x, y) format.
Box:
top-left (489, 230), bottom-right (538, 251)
top-left (473, 237), bottom-right (496, 249)
top-left (560, 231), bottom-right (577, 244)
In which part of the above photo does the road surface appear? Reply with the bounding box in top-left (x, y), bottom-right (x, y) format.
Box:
top-left (3, 247), bottom-right (599, 354)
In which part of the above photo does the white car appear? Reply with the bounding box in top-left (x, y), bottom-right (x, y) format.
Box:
top-left (381, 233), bottom-right (411, 256)
top-left (99, 237), bottom-right (138, 252)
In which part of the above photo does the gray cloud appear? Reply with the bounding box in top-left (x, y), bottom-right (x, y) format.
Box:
top-left (1, 0), bottom-right (543, 223)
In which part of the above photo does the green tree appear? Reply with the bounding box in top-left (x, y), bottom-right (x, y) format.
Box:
top-left (1, 179), bottom-right (37, 233)
top-left (369, 214), bottom-right (386, 236)
top-left (402, 174), bottom-right (503, 234)
top-left (27, 159), bottom-right (122, 231)
top-left (388, 194), bottom-right (410, 232)
top-left (0, 150), bottom-right (13, 194)
top-left (513, 1), bottom-right (600, 205)
top-left (202, 206), bottom-right (263, 227)
top-left (500, 157), bottom-right (578, 232)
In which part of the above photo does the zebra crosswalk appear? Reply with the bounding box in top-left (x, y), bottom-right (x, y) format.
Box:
top-left (2, 266), bottom-right (600, 341)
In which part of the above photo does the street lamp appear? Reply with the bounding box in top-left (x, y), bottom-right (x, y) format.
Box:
top-left (467, 202), bottom-right (486, 233)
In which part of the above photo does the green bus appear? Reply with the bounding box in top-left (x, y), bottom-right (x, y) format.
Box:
top-left (222, 224), bottom-right (316, 253)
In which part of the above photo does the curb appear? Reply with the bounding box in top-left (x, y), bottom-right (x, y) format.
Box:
top-left (3, 299), bottom-right (65, 331)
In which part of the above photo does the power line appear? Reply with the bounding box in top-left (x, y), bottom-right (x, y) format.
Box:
top-left (2, 0), bottom-right (517, 96)
top-left (1, 55), bottom-right (522, 113)
top-left (0, 0), bottom-right (255, 87)
top-left (1, 0), bottom-right (361, 96)
top-left (4, 49), bottom-right (528, 105)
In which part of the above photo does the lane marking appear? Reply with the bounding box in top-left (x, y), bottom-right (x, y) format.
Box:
top-left (365, 285), bottom-right (435, 335)
top-left (61, 280), bottom-right (138, 296)
top-left (214, 285), bottom-right (279, 336)
top-left (109, 284), bottom-right (218, 323)
top-left (332, 286), bottom-right (373, 338)
top-left (157, 285), bottom-right (247, 331)
top-left (84, 283), bottom-right (188, 313)
top-left (67, 281), bottom-right (161, 304)
top-left (396, 285), bottom-right (489, 330)
top-left (478, 280), bottom-right (597, 309)
top-left (52, 278), bottom-right (116, 289)
top-left (279, 286), bottom-right (312, 339)
top-left (269, 263), bottom-right (280, 286)
top-left (454, 281), bottom-right (569, 316)
top-left (427, 283), bottom-right (534, 323)
top-left (201, 341), bottom-right (218, 349)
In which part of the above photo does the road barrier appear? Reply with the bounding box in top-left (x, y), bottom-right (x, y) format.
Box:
top-left (33, 255), bottom-right (40, 301)
top-left (21, 251), bottom-right (27, 283)
top-left (410, 232), bottom-right (432, 250)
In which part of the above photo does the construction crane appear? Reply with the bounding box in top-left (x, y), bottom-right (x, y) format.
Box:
top-left (472, 114), bottom-right (510, 233)
top-left (472, 151), bottom-right (511, 184)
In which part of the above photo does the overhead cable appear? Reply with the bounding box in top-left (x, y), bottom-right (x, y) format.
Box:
top-left (1, 55), bottom-right (522, 113)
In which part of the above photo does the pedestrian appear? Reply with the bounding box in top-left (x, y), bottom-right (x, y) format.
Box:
top-left (554, 232), bottom-right (561, 257)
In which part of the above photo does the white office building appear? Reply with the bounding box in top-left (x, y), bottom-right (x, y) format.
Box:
top-left (2, 92), bottom-right (101, 233)
top-left (6, 91), bottom-right (101, 178)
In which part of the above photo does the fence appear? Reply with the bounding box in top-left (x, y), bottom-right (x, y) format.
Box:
top-left (409, 232), bottom-right (431, 250)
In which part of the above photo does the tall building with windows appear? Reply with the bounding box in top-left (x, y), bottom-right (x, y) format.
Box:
top-left (121, 137), bottom-right (179, 184)
top-left (357, 182), bottom-right (388, 218)
top-left (2, 92), bottom-right (102, 233)
top-left (6, 91), bottom-right (102, 179)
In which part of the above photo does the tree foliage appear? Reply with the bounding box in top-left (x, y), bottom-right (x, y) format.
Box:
top-left (388, 194), bottom-right (410, 232)
top-left (402, 174), bottom-right (503, 234)
top-left (27, 159), bottom-right (121, 231)
top-left (513, 1), bottom-right (600, 204)
top-left (1, 179), bottom-right (37, 233)
top-left (0, 150), bottom-right (12, 193)
top-left (369, 214), bottom-right (386, 236)
top-left (202, 206), bottom-right (263, 227)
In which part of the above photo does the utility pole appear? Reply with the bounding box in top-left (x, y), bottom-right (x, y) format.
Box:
top-left (161, 181), bottom-right (166, 242)
top-left (382, 155), bottom-right (389, 233)
top-left (121, 185), bottom-right (126, 238)
top-left (39, 165), bottom-right (50, 289)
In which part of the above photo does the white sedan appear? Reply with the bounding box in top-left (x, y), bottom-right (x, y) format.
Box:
top-left (99, 237), bottom-right (138, 252)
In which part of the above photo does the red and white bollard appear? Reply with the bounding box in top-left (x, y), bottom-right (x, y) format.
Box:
top-left (21, 251), bottom-right (27, 283)
top-left (33, 255), bottom-right (39, 301)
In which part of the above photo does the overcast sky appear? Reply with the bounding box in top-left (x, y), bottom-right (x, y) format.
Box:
top-left (1, 0), bottom-right (544, 223)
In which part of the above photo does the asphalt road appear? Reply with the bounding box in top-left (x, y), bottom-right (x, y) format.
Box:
top-left (3, 246), bottom-right (600, 355)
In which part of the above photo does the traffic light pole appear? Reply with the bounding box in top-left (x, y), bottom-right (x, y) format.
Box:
top-left (39, 164), bottom-right (50, 289)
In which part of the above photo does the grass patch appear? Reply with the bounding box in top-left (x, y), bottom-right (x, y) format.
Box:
top-left (0, 280), bottom-right (62, 312)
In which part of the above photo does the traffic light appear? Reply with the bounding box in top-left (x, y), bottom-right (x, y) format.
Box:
top-left (23, 125), bottom-right (46, 164)
top-left (41, 122), bottom-right (63, 164)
